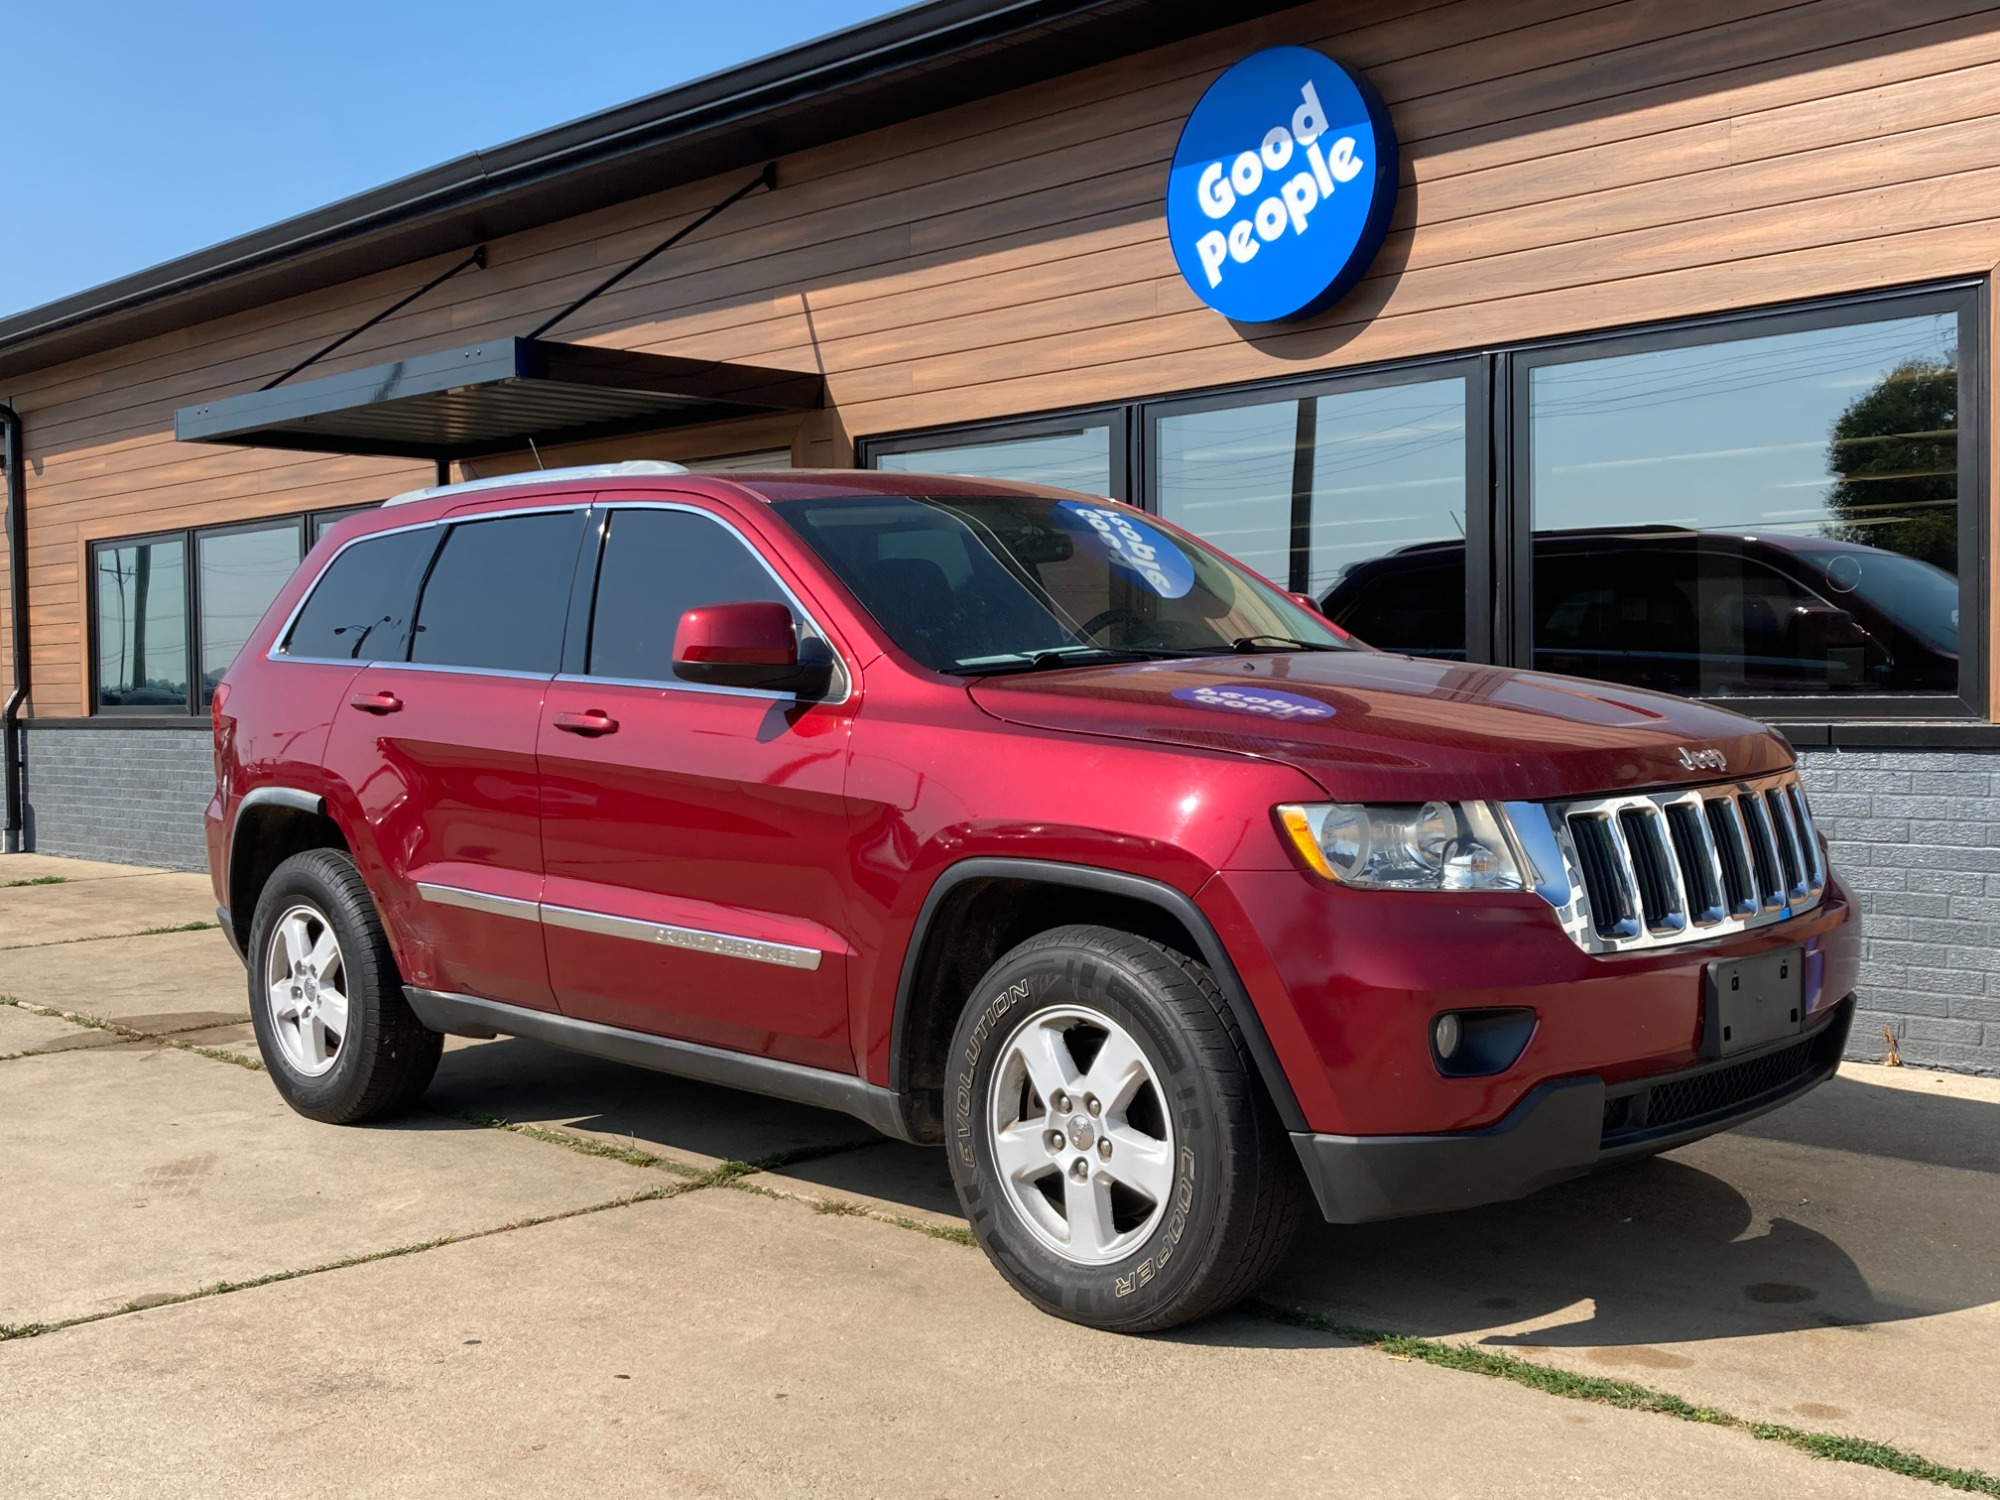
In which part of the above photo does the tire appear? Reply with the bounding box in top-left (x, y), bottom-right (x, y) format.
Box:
top-left (246, 848), bottom-right (442, 1123)
top-left (945, 924), bottom-right (1303, 1332)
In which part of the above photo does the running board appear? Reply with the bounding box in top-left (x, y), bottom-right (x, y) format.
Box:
top-left (404, 987), bottom-right (915, 1142)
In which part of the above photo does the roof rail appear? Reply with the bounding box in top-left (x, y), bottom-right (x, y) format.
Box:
top-left (384, 459), bottom-right (689, 507)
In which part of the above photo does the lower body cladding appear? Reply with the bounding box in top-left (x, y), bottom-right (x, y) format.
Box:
top-left (1294, 998), bottom-right (1854, 1223)
top-left (403, 987), bottom-right (917, 1141)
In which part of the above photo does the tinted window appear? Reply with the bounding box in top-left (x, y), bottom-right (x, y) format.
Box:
top-left (284, 526), bottom-right (439, 662)
top-left (94, 536), bottom-right (189, 709)
top-left (199, 522), bottom-right (302, 702)
top-left (588, 509), bottom-right (790, 680)
top-left (410, 511), bottom-right (582, 673)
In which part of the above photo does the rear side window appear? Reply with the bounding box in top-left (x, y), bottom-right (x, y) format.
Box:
top-left (411, 511), bottom-right (584, 673)
top-left (283, 527), bottom-right (438, 662)
top-left (587, 508), bottom-right (790, 681)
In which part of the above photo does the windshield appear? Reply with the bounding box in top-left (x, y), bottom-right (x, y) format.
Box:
top-left (1802, 547), bottom-right (1960, 655)
top-left (771, 492), bottom-right (1349, 674)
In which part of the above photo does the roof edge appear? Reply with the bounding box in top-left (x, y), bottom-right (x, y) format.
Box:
top-left (0, 0), bottom-right (1290, 382)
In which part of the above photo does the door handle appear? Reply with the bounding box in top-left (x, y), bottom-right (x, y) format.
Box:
top-left (552, 709), bottom-right (619, 736)
top-left (348, 690), bottom-right (403, 715)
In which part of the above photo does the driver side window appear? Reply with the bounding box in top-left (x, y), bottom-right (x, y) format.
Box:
top-left (586, 508), bottom-right (792, 683)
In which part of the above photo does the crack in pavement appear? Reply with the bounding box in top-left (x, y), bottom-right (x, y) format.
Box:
top-left (0, 997), bottom-right (261, 1070)
top-left (0, 920), bottom-right (220, 952)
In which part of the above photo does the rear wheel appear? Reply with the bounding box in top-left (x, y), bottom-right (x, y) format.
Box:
top-left (247, 849), bottom-right (441, 1123)
top-left (945, 924), bottom-right (1303, 1331)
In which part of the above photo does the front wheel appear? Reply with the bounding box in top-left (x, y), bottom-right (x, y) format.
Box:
top-left (247, 848), bottom-right (442, 1123)
top-left (945, 924), bottom-right (1302, 1331)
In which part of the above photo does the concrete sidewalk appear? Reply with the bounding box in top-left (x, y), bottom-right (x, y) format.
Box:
top-left (2, 852), bottom-right (1994, 1497)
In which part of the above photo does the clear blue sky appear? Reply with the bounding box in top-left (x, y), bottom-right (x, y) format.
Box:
top-left (0, 0), bottom-right (906, 317)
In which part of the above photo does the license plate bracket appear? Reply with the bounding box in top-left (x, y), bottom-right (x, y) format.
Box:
top-left (1703, 947), bottom-right (1805, 1059)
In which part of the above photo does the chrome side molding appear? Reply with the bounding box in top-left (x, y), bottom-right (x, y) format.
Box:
top-left (415, 881), bottom-right (823, 970)
top-left (541, 903), bottom-right (821, 970)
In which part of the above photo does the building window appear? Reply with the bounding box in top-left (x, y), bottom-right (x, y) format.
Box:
top-left (861, 280), bottom-right (1982, 722)
top-left (90, 504), bottom-right (374, 714)
top-left (867, 411), bottom-right (1126, 499)
top-left (1517, 301), bottom-right (1970, 708)
top-left (93, 535), bottom-right (189, 711)
top-left (197, 521), bottom-right (304, 707)
top-left (1151, 367), bottom-right (1476, 659)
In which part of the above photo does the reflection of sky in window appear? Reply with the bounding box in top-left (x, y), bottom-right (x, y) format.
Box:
top-left (96, 541), bottom-right (188, 691)
top-left (1530, 314), bottom-right (1956, 539)
top-left (200, 525), bottom-right (302, 688)
top-left (1156, 380), bottom-right (1465, 593)
top-left (875, 428), bottom-right (1112, 497)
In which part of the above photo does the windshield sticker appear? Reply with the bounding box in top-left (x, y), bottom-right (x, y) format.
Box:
top-left (1172, 684), bottom-right (1334, 721)
top-left (1057, 502), bottom-right (1195, 599)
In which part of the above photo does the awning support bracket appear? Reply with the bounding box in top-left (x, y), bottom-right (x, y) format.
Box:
top-left (526, 163), bottom-right (776, 342)
top-left (261, 246), bottom-right (487, 391)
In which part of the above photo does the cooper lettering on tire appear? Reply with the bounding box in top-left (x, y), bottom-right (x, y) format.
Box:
top-left (944, 923), bottom-right (1303, 1332)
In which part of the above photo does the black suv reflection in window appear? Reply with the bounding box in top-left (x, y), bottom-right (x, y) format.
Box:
top-left (1322, 528), bottom-right (1958, 697)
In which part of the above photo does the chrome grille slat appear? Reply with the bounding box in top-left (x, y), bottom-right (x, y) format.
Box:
top-left (1787, 784), bottom-right (1824, 889)
top-left (1537, 770), bottom-right (1826, 956)
top-left (1740, 793), bottom-right (1785, 908)
top-left (1663, 797), bottom-right (1725, 925)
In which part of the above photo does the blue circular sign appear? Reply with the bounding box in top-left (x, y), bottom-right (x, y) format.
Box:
top-left (1166, 46), bottom-right (1398, 324)
top-left (1171, 684), bottom-right (1336, 722)
top-left (1057, 501), bottom-right (1195, 598)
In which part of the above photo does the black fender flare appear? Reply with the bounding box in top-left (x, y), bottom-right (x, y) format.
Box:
top-left (888, 857), bottom-right (1308, 1134)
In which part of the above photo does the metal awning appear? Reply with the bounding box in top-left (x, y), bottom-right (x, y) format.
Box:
top-left (174, 338), bottom-right (823, 461)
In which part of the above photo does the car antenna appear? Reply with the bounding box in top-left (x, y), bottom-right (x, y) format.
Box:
top-left (527, 437), bottom-right (546, 471)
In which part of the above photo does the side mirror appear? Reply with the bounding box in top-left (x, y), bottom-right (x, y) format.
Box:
top-left (672, 601), bottom-right (833, 697)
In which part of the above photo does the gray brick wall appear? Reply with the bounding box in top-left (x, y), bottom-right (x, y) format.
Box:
top-left (1797, 747), bottom-right (2000, 1076)
top-left (21, 727), bottom-right (212, 872)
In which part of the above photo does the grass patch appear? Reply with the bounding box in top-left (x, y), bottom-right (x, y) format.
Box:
top-left (2, 875), bottom-right (67, 888)
top-left (440, 1109), bottom-right (703, 1177)
top-left (1247, 1301), bottom-right (2000, 1496)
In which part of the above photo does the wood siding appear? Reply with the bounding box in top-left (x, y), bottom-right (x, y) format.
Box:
top-left (5, 0), bottom-right (2000, 714)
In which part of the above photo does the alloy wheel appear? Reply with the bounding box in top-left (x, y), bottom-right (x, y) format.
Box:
top-left (987, 1004), bottom-right (1176, 1265)
top-left (263, 902), bottom-right (349, 1077)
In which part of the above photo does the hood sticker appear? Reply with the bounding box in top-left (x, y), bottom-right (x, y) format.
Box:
top-left (1172, 683), bottom-right (1334, 721)
top-left (1058, 501), bottom-right (1195, 598)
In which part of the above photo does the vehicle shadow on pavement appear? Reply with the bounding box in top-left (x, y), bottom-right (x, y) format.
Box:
top-left (1253, 1074), bottom-right (2000, 1353)
top-left (419, 1039), bottom-right (2000, 1353)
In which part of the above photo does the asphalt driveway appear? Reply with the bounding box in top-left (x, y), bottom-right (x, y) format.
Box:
top-left (2, 852), bottom-right (1995, 1498)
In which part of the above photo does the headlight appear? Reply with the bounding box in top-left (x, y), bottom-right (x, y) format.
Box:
top-left (1275, 801), bottom-right (1526, 892)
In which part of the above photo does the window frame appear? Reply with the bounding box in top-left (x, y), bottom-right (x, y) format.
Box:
top-left (858, 278), bottom-right (1987, 725)
top-left (87, 527), bottom-right (195, 717)
top-left (88, 503), bottom-right (377, 716)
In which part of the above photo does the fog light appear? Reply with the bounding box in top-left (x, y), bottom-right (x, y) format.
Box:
top-left (1433, 1013), bottom-right (1462, 1060)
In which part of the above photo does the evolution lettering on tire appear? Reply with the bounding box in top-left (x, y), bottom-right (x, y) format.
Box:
top-left (944, 924), bottom-right (1303, 1332)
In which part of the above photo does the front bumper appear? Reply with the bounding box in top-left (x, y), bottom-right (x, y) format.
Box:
top-left (1292, 997), bottom-right (1852, 1223)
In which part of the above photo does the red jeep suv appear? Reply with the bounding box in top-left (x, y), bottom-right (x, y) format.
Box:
top-left (208, 463), bottom-right (1859, 1331)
